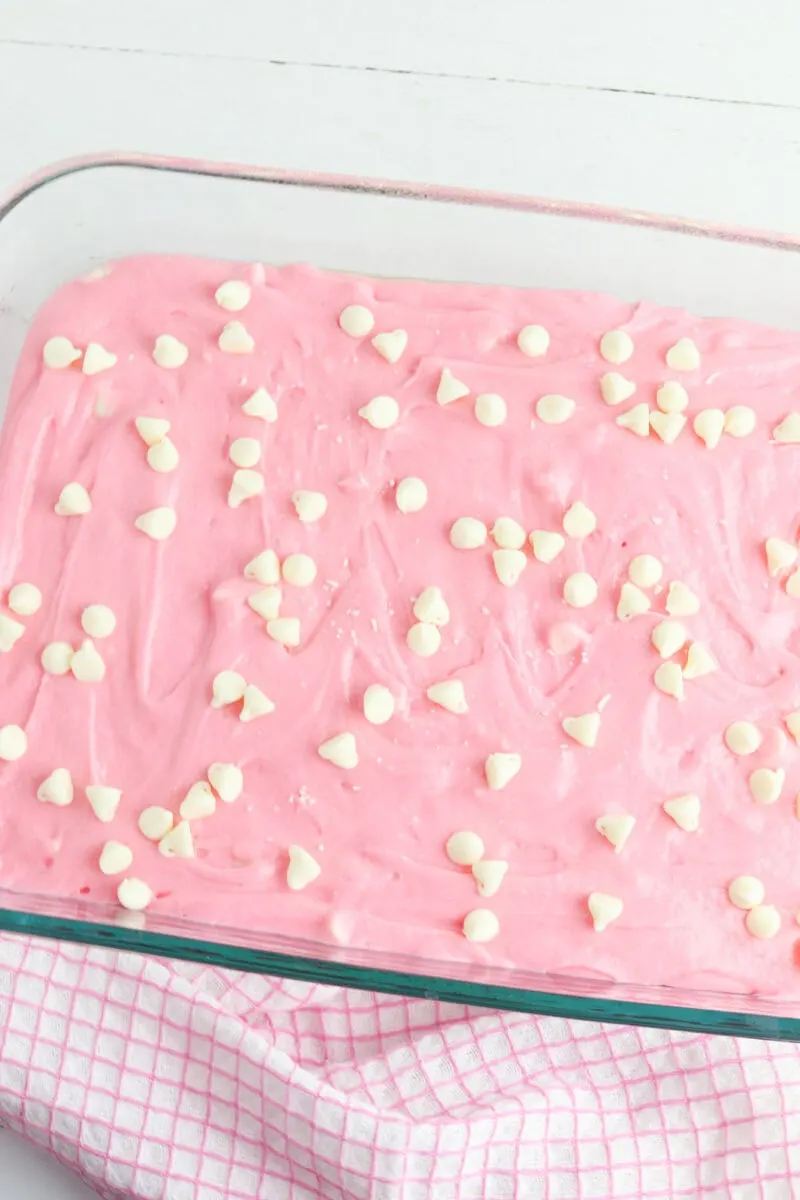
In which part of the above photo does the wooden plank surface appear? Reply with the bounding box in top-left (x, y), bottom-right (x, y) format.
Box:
top-left (1, 41), bottom-right (799, 232)
top-left (4, 0), bottom-right (800, 107)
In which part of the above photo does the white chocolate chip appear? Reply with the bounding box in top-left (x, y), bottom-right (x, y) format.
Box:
top-left (135, 507), bottom-right (177, 540)
top-left (389, 477), bottom-right (428, 519)
top-left (86, 784), bottom-right (122, 823)
top-left (363, 684), bottom-right (395, 725)
top-left (153, 334), bottom-right (188, 369)
top-left (8, 583), bottom-right (42, 617)
top-left (463, 909), bottom-right (499, 943)
top-left (242, 387), bottom-right (278, 421)
top-left (728, 875), bottom-right (765, 910)
top-left (773, 413), bottom-right (800, 444)
top-left (650, 410), bottom-right (687, 444)
top-left (628, 554), bottom-right (662, 589)
top-left (179, 781), bottom-right (216, 821)
top-left (55, 482), bottom-right (91, 516)
top-left (339, 304), bottom-right (374, 337)
top-left (426, 679), bottom-right (468, 714)
top-left (282, 553), bottom-right (317, 588)
top-left (600, 329), bottom-right (633, 365)
top-left (218, 320), bottom-right (254, 354)
top-left (371, 329), bottom-right (408, 363)
top-left (445, 830), bottom-right (484, 867)
top-left (0, 725), bottom-right (26, 761)
top-left (563, 572), bottom-right (598, 609)
top-left (616, 581), bottom-right (651, 621)
top-left (145, 439), bottom-right (179, 475)
top-left (785, 711), bottom-right (800, 744)
top-left (485, 752), bottom-right (521, 791)
top-left (599, 372), bottom-right (636, 406)
top-left (245, 549), bottom-right (280, 585)
top-left (318, 732), bottom-right (358, 770)
top-left (247, 586), bottom-right (282, 621)
top-left (158, 820), bottom-right (195, 859)
top-left (81, 604), bottom-right (116, 639)
top-left (135, 416), bottom-right (171, 446)
top-left (82, 343), bottom-right (117, 375)
top-left (267, 617), bottom-right (301, 647)
top-left (207, 762), bottom-right (244, 803)
top-left (683, 642), bottom-right (718, 679)
top-left (766, 537), bottom-right (798, 577)
top-left (359, 395), bottom-right (399, 429)
top-left (693, 408), bottom-right (726, 449)
top-left (724, 406), bottom-right (756, 438)
top-left (240, 683), bottom-right (275, 722)
top-left (471, 860), bottom-right (508, 898)
top-left (138, 806), bottom-right (174, 840)
top-left (517, 325), bottom-right (549, 357)
top-left (562, 712), bottom-right (600, 748)
top-left (536, 394), bottom-right (575, 425)
top-left (41, 642), bottom-right (73, 675)
top-left (211, 669), bottom-right (247, 708)
top-left (413, 586), bottom-right (450, 627)
top-left (215, 280), bottom-right (251, 311)
top-left (663, 793), bottom-right (701, 832)
top-left (786, 568), bottom-right (800, 598)
top-left (293, 490), bottom-right (328, 522)
top-left (665, 581), bottom-right (700, 617)
top-left (117, 878), bottom-right (154, 912)
top-left (725, 721), bottom-right (762, 756)
top-left (493, 549), bottom-right (527, 588)
top-left (588, 893), bottom-right (623, 932)
top-left (437, 368), bottom-right (469, 406)
top-left (656, 382), bottom-right (689, 414)
top-left (654, 661), bottom-right (684, 700)
top-left (665, 338), bottom-right (700, 371)
top-left (229, 437), bottom-right (261, 468)
top-left (71, 638), bottom-right (105, 682)
top-left (748, 767), bottom-right (785, 806)
top-left (43, 336), bottom-right (81, 368)
top-left (99, 841), bottom-right (133, 876)
top-left (37, 767), bottom-right (73, 807)
top-left (406, 622), bottom-right (441, 657)
top-left (0, 614), bottom-right (24, 653)
top-left (287, 845), bottom-right (322, 890)
top-left (530, 530), bottom-right (565, 564)
top-left (450, 517), bottom-right (487, 550)
top-left (562, 502), bottom-right (597, 539)
top-left (491, 517), bottom-right (527, 551)
top-left (595, 814), bottom-right (635, 853)
top-left (746, 905), bottom-right (781, 940)
top-left (228, 468), bottom-right (264, 508)
top-left (651, 619), bottom-right (688, 659)
top-left (475, 393), bottom-right (507, 427)
top-left (615, 402), bottom-right (650, 437)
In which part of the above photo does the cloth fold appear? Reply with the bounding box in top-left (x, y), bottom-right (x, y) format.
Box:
top-left (0, 934), bottom-right (795, 1198)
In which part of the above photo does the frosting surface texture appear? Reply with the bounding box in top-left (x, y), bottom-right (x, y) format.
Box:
top-left (2, 256), bottom-right (800, 996)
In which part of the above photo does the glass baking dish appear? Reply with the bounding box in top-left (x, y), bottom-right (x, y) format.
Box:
top-left (3, 152), bottom-right (800, 1041)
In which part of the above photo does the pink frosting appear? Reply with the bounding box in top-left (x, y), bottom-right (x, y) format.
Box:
top-left (2, 256), bottom-right (800, 996)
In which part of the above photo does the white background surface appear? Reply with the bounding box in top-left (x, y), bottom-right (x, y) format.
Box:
top-left (1, 2), bottom-right (800, 1195)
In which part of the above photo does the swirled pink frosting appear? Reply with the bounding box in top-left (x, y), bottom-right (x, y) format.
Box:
top-left (2, 255), bottom-right (800, 997)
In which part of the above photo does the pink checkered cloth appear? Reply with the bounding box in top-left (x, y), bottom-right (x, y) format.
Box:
top-left (0, 934), bottom-right (796, 1198)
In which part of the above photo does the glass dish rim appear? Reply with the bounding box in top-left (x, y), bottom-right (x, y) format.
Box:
top-left (2, 150), bottom-right (800, 1041)
top-left (4, 150), bottom-right (800, 254)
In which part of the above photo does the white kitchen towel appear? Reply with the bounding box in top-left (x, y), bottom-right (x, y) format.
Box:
top-left (0, 932), bottom-right (797, 1198)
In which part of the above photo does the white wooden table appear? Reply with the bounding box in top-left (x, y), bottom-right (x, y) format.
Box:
top-left (1, 2), bottom-right (800, 1194)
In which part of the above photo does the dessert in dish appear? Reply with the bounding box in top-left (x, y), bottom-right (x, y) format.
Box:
top-left (2, 254), bottom-right (800, 994)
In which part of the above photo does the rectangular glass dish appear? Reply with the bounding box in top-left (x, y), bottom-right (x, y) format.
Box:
top-left (3, 153), bottom-right (800, 1040)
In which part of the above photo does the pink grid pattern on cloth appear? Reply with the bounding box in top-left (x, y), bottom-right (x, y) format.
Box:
top-left (0, 934), bottom-right (798, 1198)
